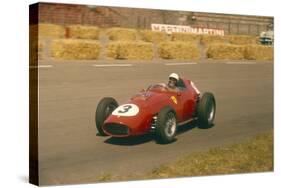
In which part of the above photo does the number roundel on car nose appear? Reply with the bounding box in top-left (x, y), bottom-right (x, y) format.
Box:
top-left (112, 104), bottom-right (139, 116)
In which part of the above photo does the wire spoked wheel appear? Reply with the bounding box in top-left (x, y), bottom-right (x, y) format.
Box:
top-left (197, 92), bottom-right (216, 129)
top-left (156, 106), bottom-right (177, 144)
top-left (164, 112), bottom-right (177, 138)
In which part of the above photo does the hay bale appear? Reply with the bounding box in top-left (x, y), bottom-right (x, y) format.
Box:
top-left (201, 35), bottom-right (227, 45)
top-left (171, 33), bottom-right (201, 43)
top-left (158, 42), bottom-right (200, 60)
top-left (244, 45), bottom-right (273, 60)
top-left (140, 30), bottom-right (168, 43)
top-left (66, 25), bottom-right (100, 39)
top-left (51, 39), bottom-right (100, 60)
top-left (37, 40), bottom-right (44, 60)
top-left (106, 28), bottom-right (137, 41)
top-left (30, 37), bottom-right (44, 65)
top-left (30, 25), bottom-right (38, 65)
top-left (31, 24), bottom-right (65, 38)
top-left (29, 25), bottom-right (38, 38)
top-left (255, 36), bottom-right (261, 44)
top-left (227, 35), bottom-right (257, 45)
top-left (206, 43), bottom-right (245, 60)
top-left (107, 41), bottom-right (153, 60)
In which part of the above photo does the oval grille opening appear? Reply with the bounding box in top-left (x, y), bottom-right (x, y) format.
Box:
top-left (103, 123), bottom-right (129, 136)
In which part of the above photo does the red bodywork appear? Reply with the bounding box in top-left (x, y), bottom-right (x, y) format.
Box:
top-left (102, 79), bottom-right (199, 137)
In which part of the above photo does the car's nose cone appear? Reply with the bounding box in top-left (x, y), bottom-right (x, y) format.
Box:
top-left (103, 103), bottom-right (151, 136)
top-left (103, 122), bottom-right (130, 137)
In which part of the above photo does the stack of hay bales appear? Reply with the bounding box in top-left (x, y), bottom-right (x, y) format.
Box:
top-left (201, 35), bottom-right (227, 45)
top-left (65, 25), bottom-right (100, 39)
top-left (29, 25), bottom-right (38, 39)
top-left (244, 44), bottom-right (273, 60)
top-left (107, 28), bottom-right (137, 41)
top-left (30, 25), bottom-right (39, 64)
top-left (206, 43), bottom-right (245, 60)
top-left (34, 23), bottom-right (65, 38)
top-left (30, 24), bottom-right (65, 62)
top-left (30, 39), bottom-right (44, 64)
top-left (51, 39), bottom-right (100, 60)
top-left (140, 30), bottom-right (168, 43)
top-left (158, 42), bottom-right (200, 60)
top-left (227, 35), bottom-right (257, 45)
top-left (171, 33), bottom-right (201, 43)
top-left (37, 40), bottom-right (44, 61)
top-left (107, 41), bottom-right (153, 60)
top-left (255, 36), bottom-right (261, 45)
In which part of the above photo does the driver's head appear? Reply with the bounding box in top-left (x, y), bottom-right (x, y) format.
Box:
top-left (168, 73), bottom-right (179, 88)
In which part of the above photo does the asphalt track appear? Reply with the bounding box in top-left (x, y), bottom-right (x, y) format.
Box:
top-left (36, 60), bottom-right (273, 185)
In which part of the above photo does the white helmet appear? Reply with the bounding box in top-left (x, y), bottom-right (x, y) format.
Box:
top-left (169, 73), bottom-right (179, 81)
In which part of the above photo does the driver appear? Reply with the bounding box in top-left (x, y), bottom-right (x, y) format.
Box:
top-left (167, 73), bottom-right (180, 92)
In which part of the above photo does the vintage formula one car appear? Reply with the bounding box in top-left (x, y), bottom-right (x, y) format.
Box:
top-left (95, 78), bottom-right (216, 143)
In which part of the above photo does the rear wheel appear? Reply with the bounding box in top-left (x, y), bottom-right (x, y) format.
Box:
top-left (95, 97), bottom-right (118, 136)
top-left (197, 92), bottom-right (216, 129)
top-left (156, 106), bottom-right (177, 144)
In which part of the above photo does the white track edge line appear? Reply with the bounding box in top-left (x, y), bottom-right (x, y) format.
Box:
top-left (226, 62), bottom-right (256, 65)
top-left (165, 62), bottom-right (197, 66)
top-left (93, 64), bottom-right (133, 67)
top-left (29, 65), bottom-right (53, 68)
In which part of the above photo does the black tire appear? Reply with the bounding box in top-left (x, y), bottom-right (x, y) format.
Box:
top-left (155, 106), bottom-right (177, 144)
top-left (197, 92), bottom-right (216, 129)
top-left (95, 97), bottom-right (118, 136)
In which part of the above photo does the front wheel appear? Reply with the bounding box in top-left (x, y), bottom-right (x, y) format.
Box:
top-left (155, 106), bottom-right (177, 144)
top-left (197, 92), bottom-right (216, 129)
top-left (95, 97), bottom-right (119, 136)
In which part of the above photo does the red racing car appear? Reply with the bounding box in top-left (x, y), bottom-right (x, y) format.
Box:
top-left (95, 77), bottom-right (216, 144)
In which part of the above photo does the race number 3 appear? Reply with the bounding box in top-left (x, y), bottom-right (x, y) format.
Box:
top-left (118, 105), bottom-right (132, 113)
top-left (112, 104), bottom-right (139, 116)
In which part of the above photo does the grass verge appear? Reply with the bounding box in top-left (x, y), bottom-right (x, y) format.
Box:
top-left (97, 131), bottom-right (273, 182)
